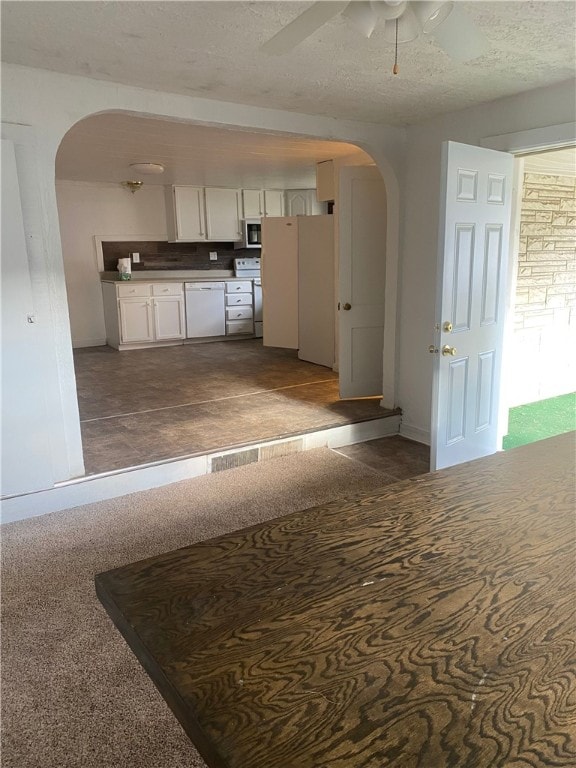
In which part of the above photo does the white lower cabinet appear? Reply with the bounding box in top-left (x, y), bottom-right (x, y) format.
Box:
top-left (103, 279), bottom-right (257, 348)
top-left (103, 281), bottom-right (185, 349)
top-left (119, 298), bottom-right (154, 344)
top-left (225, 280), bottom-right (254, 335)
top-left (152, 296), bottom-right (186, 340)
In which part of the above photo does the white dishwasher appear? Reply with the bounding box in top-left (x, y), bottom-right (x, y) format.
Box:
top-left (185, 282), bottom-right (225, 338)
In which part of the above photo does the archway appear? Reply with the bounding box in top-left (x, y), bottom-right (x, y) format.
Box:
top-left (55, 110), bottom-right (400, 476)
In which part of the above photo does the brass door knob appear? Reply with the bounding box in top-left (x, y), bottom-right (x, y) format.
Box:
top-left (342, 303), bottom-right (352, 311)
top-left (442, 345), bottom-right (457, 356)
top-left (443, 321), bottom-right (453, 333)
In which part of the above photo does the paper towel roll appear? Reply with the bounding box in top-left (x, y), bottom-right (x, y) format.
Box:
top-left (117, 257), bottom-right (132, 274)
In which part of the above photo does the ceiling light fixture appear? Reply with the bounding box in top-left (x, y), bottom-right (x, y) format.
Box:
top-left (129, 162), bottom-right (165, 175)
top-left (121, 180), bottom-right (144, 193)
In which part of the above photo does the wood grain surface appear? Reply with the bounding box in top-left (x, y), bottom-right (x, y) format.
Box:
top-left (96, 433), bottom-right (576, 768)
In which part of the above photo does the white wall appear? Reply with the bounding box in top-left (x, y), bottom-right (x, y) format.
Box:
top-left (1, 63), bottom-right (403, 504)
top-left (56, 181), bottom-right (168, 347)
top-left (397, 80), bottom-right (576, 444)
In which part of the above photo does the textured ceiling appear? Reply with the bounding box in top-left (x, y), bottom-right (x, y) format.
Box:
top-left (6, 2), bottom-right (574, 188)
top-left (2, 1), bottom-right (575, 126)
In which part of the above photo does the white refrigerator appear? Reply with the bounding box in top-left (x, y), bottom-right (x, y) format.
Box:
top-left (261, 215), bottom-right (335, 368)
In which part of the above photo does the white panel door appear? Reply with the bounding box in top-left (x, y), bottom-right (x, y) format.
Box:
top-left (338, 166), bottom-right (387, 398)
top-left (431, 141), bottom-right (514, 470)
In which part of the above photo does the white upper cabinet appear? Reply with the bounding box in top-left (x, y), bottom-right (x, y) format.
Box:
top-left (241, 189), bottom-right (285, 219)
top-left (242, 189), bottom-right (264, 218)
top-left (166, 186), bottom-right (207, 241)
top-left (285, 189), bottom-right (327, 216)
top-left (166, 186), bottom-right (241, 242)
top-left (204, 187), bottom-right (242, 241)
top-left (166, 185), bottom-right (293, 240)
top-left (263, 189), bottom-right (284, 217)
top-left (316, 160), bottom-right (335, 202)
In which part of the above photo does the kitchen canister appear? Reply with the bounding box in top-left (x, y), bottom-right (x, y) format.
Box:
top-left (117, 257), bottom-right (132, 280)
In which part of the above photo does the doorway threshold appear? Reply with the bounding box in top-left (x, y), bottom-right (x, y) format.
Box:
top-left (1, 413), bottom-right (401, 524)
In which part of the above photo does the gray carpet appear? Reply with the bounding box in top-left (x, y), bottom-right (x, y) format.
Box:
top-left (1, 448), bottom-right (393, 768)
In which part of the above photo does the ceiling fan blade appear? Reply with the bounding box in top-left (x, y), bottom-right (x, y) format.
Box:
top-left (342, 1), bottom-right (379, 38)
top-left (428, 4), bottom-right (490, 62)
top-left (261, 1), bottom-right (350, 56)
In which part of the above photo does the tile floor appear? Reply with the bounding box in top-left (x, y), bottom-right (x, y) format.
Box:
top-left (334, 435), bottom-right (430, 483)
top-left (74, 339), bottom-right (403, 475)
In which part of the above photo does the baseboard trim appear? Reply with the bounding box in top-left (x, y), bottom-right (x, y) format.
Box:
top-left (73, 338), bottom-right (107, 349)
top-left (1, 415), bottom-right (401, 524)
top-left (399, 423), bottom-right (430, 445)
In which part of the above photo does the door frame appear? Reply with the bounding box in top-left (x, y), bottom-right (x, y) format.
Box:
top-left (482, 122), bottom-right (576, 447)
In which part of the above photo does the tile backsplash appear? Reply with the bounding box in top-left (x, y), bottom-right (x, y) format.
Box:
top-left (102, 241), bottom-right (257, 272)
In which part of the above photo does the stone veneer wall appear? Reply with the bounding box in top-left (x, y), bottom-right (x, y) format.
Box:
top-left (510, 172), bottom-right (576, 406)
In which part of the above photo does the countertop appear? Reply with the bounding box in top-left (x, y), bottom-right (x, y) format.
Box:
top-left (100, 270), bottom-right (256, 284)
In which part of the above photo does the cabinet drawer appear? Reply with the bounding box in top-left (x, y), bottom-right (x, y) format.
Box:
top-left (225, 280), bottom-right (252, 294)
top-left (117, 283), bottom-right (151, 298)
top-left (225, 293), bottom-right (252, 306)
top-left (151, 283), bottom-right (183, 296)
top-left (226, 306), bottom-right (253, 321)
top-left (226, 319), bottom-right (254, 335)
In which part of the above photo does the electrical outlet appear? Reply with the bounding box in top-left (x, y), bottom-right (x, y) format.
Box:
top-left (209, 251), bottom-right (218, 261)
top-left (131, 252), bottom-right (141, 263)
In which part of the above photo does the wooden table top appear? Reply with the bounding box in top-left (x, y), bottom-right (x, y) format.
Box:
top-left (95, 433), bottom-right (576, 768)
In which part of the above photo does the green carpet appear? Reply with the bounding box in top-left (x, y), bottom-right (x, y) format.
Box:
top-left (503, 392), bottom-right (576, 450)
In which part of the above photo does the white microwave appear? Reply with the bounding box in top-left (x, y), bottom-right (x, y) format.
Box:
top-left (235, 219), bottom-right (261, 249)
